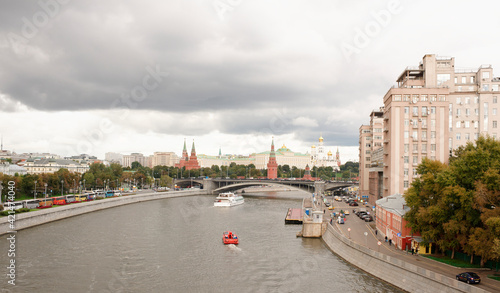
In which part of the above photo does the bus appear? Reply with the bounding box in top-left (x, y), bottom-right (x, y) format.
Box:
top-left (23, 199), bottom-right (40, 209)
top-left (65, 194), bottom-right (76, 204)
top-left (94, 190), bottom-right (105, 199)
top-left (105, 190), bottom-right (115, 198)
top-left (75, 194), bottom-right (88, 202)
top-left (38, 198), bottom-right (53, 208)
top-left (4, 201), bottom-right (24, 211)
top-left (85, 192), bottom-right (96, 201)
top-left (52, 196), bottom-right (67, 205)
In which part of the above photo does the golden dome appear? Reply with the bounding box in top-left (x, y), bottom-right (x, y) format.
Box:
top-left (319, 136), bottom-right (324, 143)
top-left (311, 145), bottom-right (316, 148)
top-left (282, 144), bottom-right (286, 149)
top-left (327, 150), bottom-right (332, 156)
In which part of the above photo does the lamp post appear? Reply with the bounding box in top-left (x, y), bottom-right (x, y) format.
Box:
top-left (34, 180), bottom-right (37, 199)
top-left (0, 182), bottom-right (3, 205)
top-left (83, 179), bottom-right (86, 191)
top-left (61, 180), bottom-right (64, 196)
top-left (79, 181), bottom-right (81, 194)
top-left (44, 183), bottom-right (48, 198)
top-left (73, 179), bottom-right (75, 194)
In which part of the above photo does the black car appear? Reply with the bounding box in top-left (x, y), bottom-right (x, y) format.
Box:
top-left (456, 272), bottom-right (481, 284)
top-left (349, 202), bottom-right (358, 206)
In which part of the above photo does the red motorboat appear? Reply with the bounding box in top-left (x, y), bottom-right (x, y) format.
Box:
top-left (222, 231), bottom-right (239, 245)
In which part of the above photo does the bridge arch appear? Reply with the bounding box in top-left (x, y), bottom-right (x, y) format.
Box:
top-left (213, 182), bottom-right (312, 194)
top-left (174, 179), bottom-right (204, 189)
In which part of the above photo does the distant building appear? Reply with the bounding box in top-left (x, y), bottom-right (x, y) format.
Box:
top-left (23, 158), bottom-right (90, 174)
top-left (0, 163), bottom-right (27, 176)
top-left (105, 152), bottom-right (124, 165)
top-left (302, 164), bottom-right (312, 180)
top-left (310, 135), bottom-right (341, 170)
top-left (122, 153), bottom-right (148, 168)
top-left (266, 138), bottom-right (278, 179)
top-left (151, 152), bottom-right (179, 167)
top-left (250, 144), bottom-right (310, 169)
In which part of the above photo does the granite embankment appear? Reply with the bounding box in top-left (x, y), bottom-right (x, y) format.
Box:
top-left (0, 190), bottom-right (207, 236)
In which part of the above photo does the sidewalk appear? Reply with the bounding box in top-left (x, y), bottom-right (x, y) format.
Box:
top-left (321, 197), bottom-right (500, 293)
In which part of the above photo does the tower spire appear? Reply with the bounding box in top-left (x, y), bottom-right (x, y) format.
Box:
top-left (191, 139), bottom-right (196, 154)
top-left (183, 138), bottom-right (187, 152)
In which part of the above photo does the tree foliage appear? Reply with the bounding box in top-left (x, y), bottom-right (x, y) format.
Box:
top-left (404, 136), bottom-right (500, 266)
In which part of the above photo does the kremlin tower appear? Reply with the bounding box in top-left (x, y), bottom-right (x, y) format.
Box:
top-left (175, 139), bottom-right (200, 170)
top-left (266, 138), bottom-right (278, 179)
top-left (302, 164), bottom-right (312, 180)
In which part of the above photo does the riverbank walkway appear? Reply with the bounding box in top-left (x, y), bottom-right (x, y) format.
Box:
top-left (319, 197), bottom-right (500, 293)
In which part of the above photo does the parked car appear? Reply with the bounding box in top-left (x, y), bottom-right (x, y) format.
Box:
top-left (358, 212), bottom-right (368, 218)
top-left (363, 215), bottom-right (373, 222)
top-left (349, 202), bottom-right (358, 206)
top-left (456, 272), bottom-right (481, 284)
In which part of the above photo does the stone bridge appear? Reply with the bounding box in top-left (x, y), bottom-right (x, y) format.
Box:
top-left (174, 178), bottom-right (357, 194)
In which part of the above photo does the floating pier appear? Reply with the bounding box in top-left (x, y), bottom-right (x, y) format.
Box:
top-left (285, 208), bottom-right (303, 224)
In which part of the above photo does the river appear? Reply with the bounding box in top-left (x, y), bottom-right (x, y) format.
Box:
top-left (0, 191), bottom-right (403, 292)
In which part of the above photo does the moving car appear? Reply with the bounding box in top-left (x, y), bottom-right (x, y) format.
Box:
top-left (456, 272), bottom-right (481, 284)
top-left (363, 215), bottom-right (373, 222)
top-left (349, 201), bottom-right (358, 206)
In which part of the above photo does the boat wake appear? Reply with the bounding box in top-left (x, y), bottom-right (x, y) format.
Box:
top-left (227, 244), bottom-right (242, 252)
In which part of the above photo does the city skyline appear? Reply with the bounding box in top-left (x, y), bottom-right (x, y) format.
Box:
top-left (1, 1), bottom-right (500, 163)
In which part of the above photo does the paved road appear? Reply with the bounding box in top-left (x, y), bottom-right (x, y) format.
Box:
top-left (319, 197), bottom-right (500, 293)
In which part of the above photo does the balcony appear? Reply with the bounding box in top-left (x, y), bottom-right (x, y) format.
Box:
top-left (384, 139), bottom-right (389, 144)
top-left (384, 128), bottom-right (389, 132)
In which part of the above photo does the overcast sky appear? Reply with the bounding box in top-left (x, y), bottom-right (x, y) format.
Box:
top-left (1, 0), bottom-right (500, 162)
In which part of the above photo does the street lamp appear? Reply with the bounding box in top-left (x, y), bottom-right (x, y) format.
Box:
top-left (44, 183), bottom-right (48, 198)
top-left (61, 180), bottom-right (64, 196)
top-left (34, 180), bottom-right (37, 199)
top-left (79, 181), bottom-right (81, 194)
top-left (83, 179), bottom-right (86, 191)
top-left (0, 182), bottom-right (3, 205)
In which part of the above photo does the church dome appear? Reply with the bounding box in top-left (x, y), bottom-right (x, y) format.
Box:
top-left (327, 150), bottom-right (332, 156)
top-left (319, 136), bottom-right (324, 143)
top-left (311, 145), bottom-right (316, 148)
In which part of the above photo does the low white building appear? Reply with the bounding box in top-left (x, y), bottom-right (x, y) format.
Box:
top-left (23, 158), bottom-right (90, 174)
top-left (0, 163), bottom-right (27, 176)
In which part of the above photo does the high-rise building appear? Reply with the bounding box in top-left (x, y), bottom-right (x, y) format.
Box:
top-left (360, 54), bottom-right (500, 200)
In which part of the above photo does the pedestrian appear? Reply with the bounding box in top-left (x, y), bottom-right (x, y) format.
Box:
top-left (385, 236), bottom-right (387, 242)
top-left (389, 239), bottom-right (392, 246)
top-left (411, 248), bottom-right (414, 255)
top-left (375, 230), bottom-right (378, 235)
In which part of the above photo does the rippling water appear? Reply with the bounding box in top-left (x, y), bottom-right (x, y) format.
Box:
top-left (0, 192), bottom-right (402, 293)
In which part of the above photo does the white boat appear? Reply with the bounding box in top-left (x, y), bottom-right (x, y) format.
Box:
top-left (214, 192), bottom-right (244, 207)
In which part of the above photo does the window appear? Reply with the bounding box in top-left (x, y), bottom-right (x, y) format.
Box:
top-left (404, 156), bottom-right (409, 164)
top-left (365, 150), bottom-right (371, 154)
top-left (412, 144), bottom-right (418, 152)
top-left (421, 95), bottom-right (428, 101)
top-left (466, 108), bottom-right (470, 116)
top-left (437, 74), bottom-right (451, 86)
top-left (465, 133), bottom-right (470, 141)
top-left (456, 97), bottom-right (462, 104)
top-left (404, 181), bottom-right (409, 188)
top-left (404, 131), bottom-right (409, 138)
top-left (431, 106), bottom-right (436, 114)
top-left (494, 97), bottom-right (498, 104)
top-left (456, 108), bottom-right (461, 116)
top-left (462, 76), bottom-right (466, 84)
top-left (431, 156), bottom-right (436, 160)
top-left (431, 120), bottom-right (436, 127)
top-left (422, 106), bottom-right (428, 116)
top-left (413, 106), bottom-right (419, 116)
top-left (431, 144), bottom-right (436, 151)
top-left (465, 97), bottom-right (470, 104)
top-left (374, 135), bottom-right (382, 140)
top-left (404, 168), bottom-right (408, 176)
top-left (494, 121), bottom-right (498, 128)
top-left (483, 84), bottom-right (489, 91)
top-left (412, 130), bottom-right (418, 139)
top-left (493, 85), bottom-right (499, 92)
top-left (465, 121), bottom-right (470, 128)
top-left (365, 164), bottom-right (370, 168)
top-left (366, 157), bottom-right (371, 161)
top-left (485, 102), bottom-right (489, 131)
top-left (412, 95), bottom-right (419, 103)
top-left (374, 128), bottom-right (383, 132)
top-left (404, 144), bottom-right (409, 153)
top-left (413, 156), bottom-right (418, 164)
top-left (483, 71), bottom-right (490, 79)
top-left (457, 86), bottom-right (462, 91)
top-left (475, 133), bottom-right (479, 139)
top-left (456, 121), bottom-right (461, 128)
top-left (421, 119), bottom-right (427, 128)
top-left (454, 77), bottom-right (458, 84)
top-left (412, 119), bottom-right (417, 127)
top-left (366, 143), bottom-right (371, 147)
top-left (475, 96), bottom-right (479, 104)
top-left (403, 95), bottom-right (410, 102)
top-left (422, 131), bottom-right (427, 139)
top-left (474, 121), bottom-right (479, 128)
top-left (471, 76), bottom-right (475, 83)
top-left (475, 108), bottom-right (479, 116)
top-left (366, 137), bottom-right (372, 140)
top-left (456, 133), bottom-right (461, 140)
top-left (404, 106), bottom-right (409, 114)
top-left (439, 95), bottom-right (446, 101)
top-left (494, 109), bottom-right (497, 115)
top-left (404, 119), bottom-right (409, 126)
top-left (422, 144), bottom-right (427, 152)
top-left (393, 95), bottom-right (402, 101)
